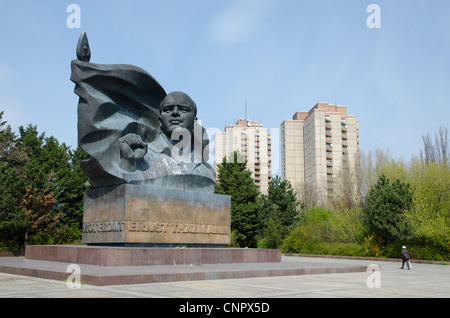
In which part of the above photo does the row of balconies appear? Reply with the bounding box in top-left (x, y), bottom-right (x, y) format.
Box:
top-left (253, 173), bottom-right (272, 184)
top-left (325, 161), bottom-right (351, 196)
top-left (241, 141), bottom-right (271, 150)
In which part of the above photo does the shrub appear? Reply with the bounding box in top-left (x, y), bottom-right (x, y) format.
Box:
top-left (408, 245), bottom-right (448, 261)
top-left (363, 234), bottom-right (385, 257)
top-left (312, 242), bottom-right (365, 256)
top-left (327, 201), bottom-right (365, 244)
top-left (298, 206), bottom-right (331, 225)
top-left (281, 225), bottom-right (312, 254)
top-left (260, 218), bottom-right (284, 249)
top-left (281, 222), bottom-right (327, 254)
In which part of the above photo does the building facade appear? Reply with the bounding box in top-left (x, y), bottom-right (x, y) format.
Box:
top-left (214, 119), bottom-right (272, 194)
top-left (281, 103), bottom-right (359, 202)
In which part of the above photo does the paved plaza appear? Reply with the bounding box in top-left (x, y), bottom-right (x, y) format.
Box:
top-left (0, 256), bottom-right (448, 298)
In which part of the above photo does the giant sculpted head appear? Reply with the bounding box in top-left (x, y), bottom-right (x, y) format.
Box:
top-left (71, 33), bottom-right (215, 193)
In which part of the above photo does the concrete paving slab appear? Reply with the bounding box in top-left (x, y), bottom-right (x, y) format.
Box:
top-left (0, 256), bottom-right (448, 299)
top-left (0, 254), bottom-right (367, 286)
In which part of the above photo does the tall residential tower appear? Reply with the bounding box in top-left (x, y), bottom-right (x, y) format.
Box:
top-left (281, 103), bottom-right (359, 202)
top-left (214, 119), bottom-right (272, 194)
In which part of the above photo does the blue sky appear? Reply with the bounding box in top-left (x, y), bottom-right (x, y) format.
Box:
top-left (0, 0), bottom-right (449, 175)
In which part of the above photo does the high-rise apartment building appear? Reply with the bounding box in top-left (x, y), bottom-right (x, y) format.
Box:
top-left (214, 119), bottom-right (272, 194)
top-left (281, 103), bottom-right (359, 202)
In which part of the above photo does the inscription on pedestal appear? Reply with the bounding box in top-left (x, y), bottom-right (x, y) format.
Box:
top-left (82, 221), bottom-right (229, 236)
top-left (128, 222), bottom-right (229, 235)
top-left (83, 221), bottom-right (125, 233)
top-left (82, 184), bottom-right (231, 246)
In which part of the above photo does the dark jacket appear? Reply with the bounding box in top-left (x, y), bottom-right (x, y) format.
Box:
top-left (402, 248), bottom-right (410, 260)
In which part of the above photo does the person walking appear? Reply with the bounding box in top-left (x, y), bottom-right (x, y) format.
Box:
top-left (401, 246), bottom-right (411, 270)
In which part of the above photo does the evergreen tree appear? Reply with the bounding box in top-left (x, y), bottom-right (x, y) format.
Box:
top-left (0, 112), bottom-right (27, 168)
top-left (262, 176), bottom-right (298, 232)
top-left (215, 151), bottom-right (259, 247)
top-left (21, 185), bottom-right (62, 245)
top-left (0, 162), bottom-right (27, 253)
top-left (0, 124), bottom-right (64, 250)
top-left (59, 147), bottom-right (92, 230)
top-left (0, 112), bottom-right (90, 251)
top-left (258, 176), bottom-right (299, 248)
top-left (0, 112), bottom-right (29, 252)
top-left (363, 174), bottom-right (413, 243)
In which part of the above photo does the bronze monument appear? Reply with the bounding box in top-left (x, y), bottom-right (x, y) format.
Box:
top-left (71, 33), bottom-right (230, 246)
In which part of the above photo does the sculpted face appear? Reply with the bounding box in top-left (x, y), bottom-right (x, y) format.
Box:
top-left (160, 92), bottom-right (197, 139)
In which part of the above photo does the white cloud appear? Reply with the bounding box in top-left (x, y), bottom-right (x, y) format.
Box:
top-left (208, 0), bottom-right (273, 46)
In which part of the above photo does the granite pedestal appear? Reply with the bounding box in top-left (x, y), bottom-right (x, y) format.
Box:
top-left (82, 184), bottom-right (231, 247)
top-left (24, 245), bottom-right (281, 266)
top-left (18, 245), bottom-right (283, 286)
top-left (9, 184), bottom-right (286, 285)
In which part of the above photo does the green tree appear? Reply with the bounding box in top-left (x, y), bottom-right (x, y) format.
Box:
top-left (327, 200), bottom-right (364, 244)
top-left (282, 206), bottom-right (331, 254)
top-left (215, 151), bottom-right (259, 247)
top-left (0, 112), bottom-right (28, 169)
top-left (0, 124), bottom-right (63, 251)
top-left (0, 162), bottom-right (27, 253)
top-left (18, 126), bottom-right (69, 192)
top-left (363, 174), bottom-right (413, 243)
top-left (0, 112), bottom-right (89, 251)
top-left (59, 147), bottom-right (92, 230)
top-left (21, 185), bottom-right (62, 245)
top-left (258, 176), bottom-right (299, 238)
top-left (404, 160), bottom-right (450, 254)
top-left (0, 112), bottom-right (29, 252)
top-left (261, 217), bottom-right (284, 249)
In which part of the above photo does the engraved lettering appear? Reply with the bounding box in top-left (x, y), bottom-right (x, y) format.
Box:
top-left (82, 221), bottom-right (125, 233)
top-left (186, 224), bottom-right (195, 234)
top-left (196, 224), bottom-right (207, 234)
top-left (85, 221), bottom-right (229, 236)
top-left (207, 225), bottom-right (216, 234)
top-left (153, 222), bottom-right (163, 233)
top-left (139, 222), bottom-right (148, 232)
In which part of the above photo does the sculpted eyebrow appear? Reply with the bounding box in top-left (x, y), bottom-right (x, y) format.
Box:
top-left (163, 105), bottom-right (191, 111)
